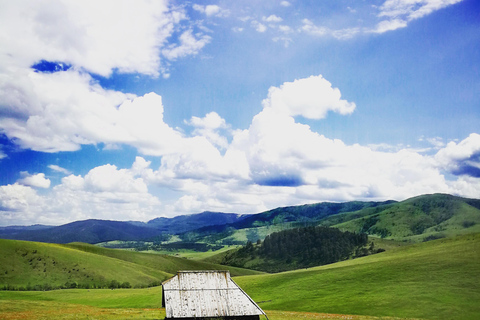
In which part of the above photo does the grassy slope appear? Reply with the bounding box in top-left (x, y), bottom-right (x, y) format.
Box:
top-left (331, 194), bottom-right (480, 242)
top-left (0, 239), bottom-right (262, 288)
top-left (0, 239), bottom-right (171, 288)
top-left (1, 234), bottom-right (477, 319)
top-left (0, 287), bottom-right (418, 320)
top-left (65, 242), bottom-right (262, 276)
top-left (234, 233), bottom-right (480, 320)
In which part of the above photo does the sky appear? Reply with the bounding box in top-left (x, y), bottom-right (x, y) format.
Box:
top-left (0, 0), bottom-right (479, 226)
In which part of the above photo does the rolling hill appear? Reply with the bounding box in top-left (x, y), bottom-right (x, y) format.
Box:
top-left (1, 193), bottom-right (479, 246)
top-left (1, 233), bottom-right (479, 319)
top-left (182, 194), bottom-right (480, 245)
top-left (235, 233), bottom-right (480, 320)
top-left (0, 239), bottom-right (262, 290)
top-left (330, 193), bottom-right (480, 241)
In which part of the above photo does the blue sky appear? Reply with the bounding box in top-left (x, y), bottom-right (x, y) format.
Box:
top-left (0, 0), bottom-right (479, 226)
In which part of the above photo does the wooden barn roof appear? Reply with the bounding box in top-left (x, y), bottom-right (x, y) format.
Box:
top-left (162, 270), bottom-right (265, 319)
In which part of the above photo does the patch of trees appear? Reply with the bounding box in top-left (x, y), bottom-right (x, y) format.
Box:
top-left (102, 240), bottom-right (223, 252)
top-left (0, 280), bottom-right (162, 292)
top-left (222, 226), bottom-right (381, 272)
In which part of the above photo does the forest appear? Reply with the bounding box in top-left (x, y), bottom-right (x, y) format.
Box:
top-left (221, 226), bottom-right (380, 272)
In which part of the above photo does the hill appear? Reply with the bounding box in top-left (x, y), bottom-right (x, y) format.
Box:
top-left (1, 234), bottom-right (479, 319)
top-left (145, 211), bottom-right (247, 234)
top-left (235, 233), bottom-right (480, 320)
top-left (331, 193), bottom-right (480, 241)
top-left (0, 220), bottom-right (161, 244)
top-left (0, 211), bottom-right (248, 244)
top-left (0, 239), bottom-right (262, 290)
top-left (1, 194), bottom-right (479, 246)
top-left (182, 194), bottom-right (480, 245)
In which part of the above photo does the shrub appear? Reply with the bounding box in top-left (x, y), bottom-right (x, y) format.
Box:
top-left (462, 221), bottom-right (475, 228)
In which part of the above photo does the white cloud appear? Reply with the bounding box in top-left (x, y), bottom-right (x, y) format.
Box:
top-left (162, 29), bottom-right (212, 61)
top-left (435, 133), bottom-right (480, 177)
top-left (1, 162), bottom-right (161, 226)
top-left (186, 112), bottom-right (230, 149)
top-left (261, 75), bottom-right (356, 119)
top-left (300, 19), bottom-right (329, 36)
top-left (17, 172), bottom-right (51, 189)
top-left (48, 165), bottom-right (72, 175)
top-left (278, 25), bottom-right (293, 34)
top-left (0, 0), bottom-right (189, 77)
top-left (192, 4), bottom-right (229, 17)
top-left (300, 19), bottom-right (360, 40)
top-left (374, 0), bottom-right (463, 33)
top-left (252, 21), bottom-right (267, 33)
top-left (373, 19), bottom-right (408, 33)
top-left (280, 1), bottom-right (291, 7)
top-left (263, 15), bottom-right (283, 23)
top-left (0, 68), bottom-right (190, 155)
top-left (1, 73), bottom-right (478, 224)
top-left (0, 184), bottom-right (46, 225)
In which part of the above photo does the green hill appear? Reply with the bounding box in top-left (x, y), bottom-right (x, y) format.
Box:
top-left (1, 233), bottom-right (479, 319)
top-left (325, 194), bottom-right (480, 242)
top-left (235, 233), bottom-right (480, 320)
top-left (0, 239), bottom-right (262, 290)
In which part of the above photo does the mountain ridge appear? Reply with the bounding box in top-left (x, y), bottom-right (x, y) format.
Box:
top-left (1, 193), bottom-right (479, 244)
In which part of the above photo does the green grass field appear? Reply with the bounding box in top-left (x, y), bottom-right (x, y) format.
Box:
top-left (0, 289), bottom-right (419, 320)
top-left (0, 239), bottom-right (261, 289)
top-left (1, 234), bottom-right (478, 319)
top-left (235, 233), bottom-right (480, 320)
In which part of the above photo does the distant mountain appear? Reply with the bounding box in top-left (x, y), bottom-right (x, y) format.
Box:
top-left (2, 194), bottom-right (479, 244)
top-left (185, 200), bottom-right (397, 238)
top-left (0, 224), bottom-right (53, 238)
top-left (146, 211), bottom-right (247, 234)
top-left (0, 211), bottom-right (249, 244)
top-left (231, 200), bottom-right (397, 229)
top-left (0, 220), bottom-right (161, 244)
top-left (184, 194), bottom-right (480, 244)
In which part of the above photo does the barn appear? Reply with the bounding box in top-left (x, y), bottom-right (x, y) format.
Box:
top-left (162, 270), bottom-right (266, 320)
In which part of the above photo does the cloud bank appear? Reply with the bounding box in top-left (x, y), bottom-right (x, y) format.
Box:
top-left (1, 72), bottom-right (477, 225)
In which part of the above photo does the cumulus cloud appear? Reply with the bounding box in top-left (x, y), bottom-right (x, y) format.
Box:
top-left (0, 0), bottom-right (215, 155)
top-left (261, 75), bottom-right (356, 119)
top-left (125, 75), bottom-right (469, 217)
top-left (435, 133), bottom-right (480, 178)
top-left (0, 0), bottom-right (187, 77)
top-left (1, 72), bottom-right (478, 224)
top-left (263, 15), bottom-right (283, 23)
top-left (185, 112), bottom-right (230, 149)
top-left (0, 68), bottom-right (188, 154)
top-left (251, 21), bottom-right (267, 33)
top-left (162, 29), bottom-right (212, 61)
top-left (17, 172), bottom-right (51, 189)
top-left (1, 162), bottom-right (161, 225)
top-left (280, 1), bottom-right (291, 7)
top-left (0, 184), bottom-right (46, 224)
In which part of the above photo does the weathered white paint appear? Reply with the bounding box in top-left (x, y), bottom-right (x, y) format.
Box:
top-left (162, 271), bottom-right (265, 319)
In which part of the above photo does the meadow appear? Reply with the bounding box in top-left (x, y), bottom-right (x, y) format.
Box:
top-left (1, 233), bottom-right (479, 319)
